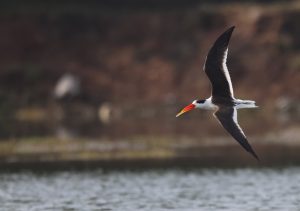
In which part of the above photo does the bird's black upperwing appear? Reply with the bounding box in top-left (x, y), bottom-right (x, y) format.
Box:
top-left (214, 106), bottom-right (259, 160)
top-left (204, 26), bottom-right (235, 100)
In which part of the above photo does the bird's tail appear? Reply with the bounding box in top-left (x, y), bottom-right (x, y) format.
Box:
top-left (235, 99), bottom-right (258, 109)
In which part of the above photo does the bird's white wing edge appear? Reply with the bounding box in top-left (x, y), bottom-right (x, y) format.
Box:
top-left (222, 48), bottom-right (234, 97)
top-left (233, 108), bottom-right (246, 137)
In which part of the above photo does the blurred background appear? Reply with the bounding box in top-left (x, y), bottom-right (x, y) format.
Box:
top-left (1, 1), bottom-right (300, 210)
top-left (0, 0), bottom-right (299, 167)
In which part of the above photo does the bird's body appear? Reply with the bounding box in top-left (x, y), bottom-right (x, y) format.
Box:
top-left (193, 98), bottom-right (257, 110)
top-left (176, 26), bottom-right (259, 160)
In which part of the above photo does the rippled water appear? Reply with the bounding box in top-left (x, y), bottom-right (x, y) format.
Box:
top-left (0, 167), bottom-right (300, 210)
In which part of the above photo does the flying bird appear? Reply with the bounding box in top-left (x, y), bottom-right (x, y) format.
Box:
top-left (176, 26), bottom-right (259, 160)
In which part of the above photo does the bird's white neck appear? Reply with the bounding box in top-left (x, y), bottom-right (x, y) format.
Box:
top-left (193, 97), bottom-right (217, 110)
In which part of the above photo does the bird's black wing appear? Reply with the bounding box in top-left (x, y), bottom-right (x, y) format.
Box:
top-left (204, 26), bottom-right (235, 100)
top-left (214, 106), bottom-right (259, 160)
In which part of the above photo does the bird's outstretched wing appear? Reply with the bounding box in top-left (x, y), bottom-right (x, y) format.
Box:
top-left (204, 26), bottom-right (235, 100)
top-left (214, 106), bottom-right (259, 160)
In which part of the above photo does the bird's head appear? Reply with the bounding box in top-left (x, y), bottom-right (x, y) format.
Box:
top-left (176, 99), bottom-right (206, 117)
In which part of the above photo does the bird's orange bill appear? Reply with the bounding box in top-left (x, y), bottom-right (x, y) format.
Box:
top-left (176, 104), bottom-right (196, 117)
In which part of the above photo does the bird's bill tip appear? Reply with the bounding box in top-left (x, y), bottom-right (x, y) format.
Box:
top-left (176, 104), bottom-right (196, 117)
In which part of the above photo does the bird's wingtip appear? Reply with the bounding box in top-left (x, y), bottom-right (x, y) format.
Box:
top-left (254, 154), bottom-right (260, 161)
top-left (226, 26), bottom-right (235, 34)
top-left (249, 149), bottom-right (260, 161)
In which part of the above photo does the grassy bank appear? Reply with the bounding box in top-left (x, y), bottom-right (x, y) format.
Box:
top-left (0, 133), bottom-right (299, 170)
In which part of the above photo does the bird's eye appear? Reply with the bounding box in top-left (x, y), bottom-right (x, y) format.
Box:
top-left (196, 100), bottom-right (206, 104)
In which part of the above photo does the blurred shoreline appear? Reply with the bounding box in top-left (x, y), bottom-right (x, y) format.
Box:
top-left (0, 132), bottom-right (299, 170)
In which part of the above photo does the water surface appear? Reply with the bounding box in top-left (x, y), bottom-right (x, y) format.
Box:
top-left (0, 167), bottom-right (299, 210)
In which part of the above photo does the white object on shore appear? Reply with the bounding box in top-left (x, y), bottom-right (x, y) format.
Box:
top-left (54, 73), bottom-right (80, 99)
